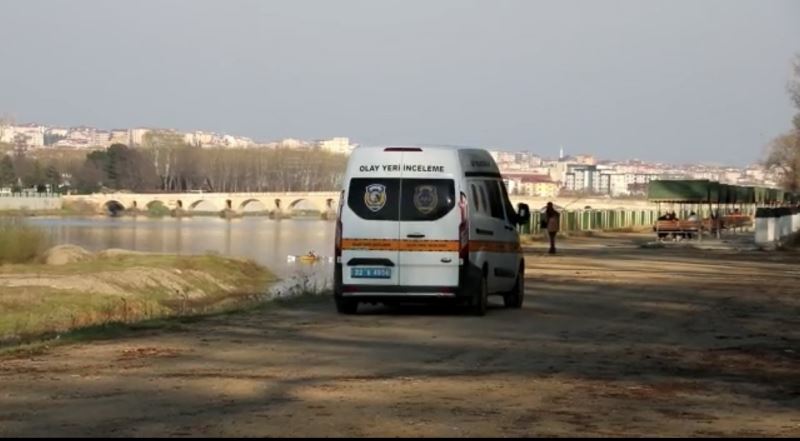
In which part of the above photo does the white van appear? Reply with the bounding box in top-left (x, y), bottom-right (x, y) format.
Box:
top-left (333, 145), bottom-right (530, 315)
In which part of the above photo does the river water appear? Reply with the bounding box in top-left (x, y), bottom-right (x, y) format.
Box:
top-left (22, 216), bottom-right (336, 288)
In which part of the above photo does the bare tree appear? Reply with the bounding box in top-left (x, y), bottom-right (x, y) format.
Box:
top-left (766, 54), bottom-right (800, 192)
top-left (766, 131), bottom-right (800, 192)
top-left (789, 55), bottom-right (800, 124)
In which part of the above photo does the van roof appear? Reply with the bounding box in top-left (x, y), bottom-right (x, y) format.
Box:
top-left (347, 144), bottom-right (501, 177)
top-left (352, 144), bottom-right (483, 152)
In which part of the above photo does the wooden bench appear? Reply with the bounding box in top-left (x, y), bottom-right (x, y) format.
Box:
top-left (653, 220), bottom-right (703, 239)
top-left (721, 214), bottom-right (753, 229)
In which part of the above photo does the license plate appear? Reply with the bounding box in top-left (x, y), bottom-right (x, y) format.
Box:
top-left (351, 267), bottom-right (392, 279)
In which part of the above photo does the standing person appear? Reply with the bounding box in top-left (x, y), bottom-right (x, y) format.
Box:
top-left (545, 202), bottom-right (560, 254)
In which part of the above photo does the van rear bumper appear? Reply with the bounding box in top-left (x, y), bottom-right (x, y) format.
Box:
top-left (333, 261), bottom-right (482, 302)
top-left (340, 285), bottom-right (461, 298)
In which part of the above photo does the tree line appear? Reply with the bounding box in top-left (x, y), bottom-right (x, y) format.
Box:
top-left (766, 54), bottom-right (800, 193)
top-left (0, 133), bottom-right (348, 194)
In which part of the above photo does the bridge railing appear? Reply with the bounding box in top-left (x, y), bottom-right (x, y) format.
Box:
top-left (0, 192), bottom-right (62, 199)
top-left (519, 208), bottom-right (663, 235)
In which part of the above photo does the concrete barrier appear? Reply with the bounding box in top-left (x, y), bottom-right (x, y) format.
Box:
top-left (0, 194), bottom-right (62, 211)
top-left (755, 216), bottom-right (771, 245)
top-left (756, 207), bottom-right (800, 247)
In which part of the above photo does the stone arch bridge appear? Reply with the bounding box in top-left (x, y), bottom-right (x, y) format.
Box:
top-left (63, 192), bottom-right (341, 217)
top-left (63, 191), bottom-right (656, 217)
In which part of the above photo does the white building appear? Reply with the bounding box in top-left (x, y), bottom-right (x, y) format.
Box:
top-left (5, 124), bottom-right (45, 147)
top-left (610, 174), bottom-right (631, 196)
top-left (564, 165), bottom-right (601, 193)
top-left (109, 129), bottom-right (130, 145)
top-left (130, 128), bottom-right (151, 146)
top-left (0, 124), bottom-right (11, 143)
top-left (277, 138), bottom-right (308, 149)
top-left (46, 127), bottom-right (69, 137)
top-left (93, 131), bottom-right (110, 147)
top-left (318, 137), bottom-right (354, 154)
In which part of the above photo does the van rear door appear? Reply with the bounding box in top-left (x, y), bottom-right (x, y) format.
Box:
top-left (342, 175), bottom-right (401, 287)
top-left (398, 150), bottom-right (460, 288)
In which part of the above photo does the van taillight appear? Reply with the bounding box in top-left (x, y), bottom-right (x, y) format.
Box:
top-left (458, 191), bottom-right (468, 264)
top-left (334, 190), bottom-right (344, 262)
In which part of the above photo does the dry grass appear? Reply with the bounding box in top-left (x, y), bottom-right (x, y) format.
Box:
top-left (0, 218), bottom-right (49, 264)
top-left (0, 252), bottom-right (274, 346)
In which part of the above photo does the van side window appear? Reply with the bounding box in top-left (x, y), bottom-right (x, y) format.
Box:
top-left (470, 183), bottom-right (480, 213)
top-left (484, 180), bottom-right (505, 220)
top-left (478, 185), bottom-right (489, 216)
top-left (499, 180), bottom-right (516, 223)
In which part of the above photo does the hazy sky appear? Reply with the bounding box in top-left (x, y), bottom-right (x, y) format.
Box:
top-left (1, 0), bottom-right (798, 165)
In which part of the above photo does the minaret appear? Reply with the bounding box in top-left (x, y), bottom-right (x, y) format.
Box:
top-left (559, 146), bottom-right (564, 160)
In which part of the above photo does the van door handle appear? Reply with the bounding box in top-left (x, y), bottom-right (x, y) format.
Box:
top-left (407, 233), bottom-right (426, 238)
top-left (441, 257), bottom-right (452, 263)
top-left (476, 228), bottom-right (494, 236)
top-left (504, 225), bottom-right (515, 231)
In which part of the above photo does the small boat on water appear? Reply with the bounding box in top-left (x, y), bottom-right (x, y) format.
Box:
top-left (287, 254), bottom-right (334, 264)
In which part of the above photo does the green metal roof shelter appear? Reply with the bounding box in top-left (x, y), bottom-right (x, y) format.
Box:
top-left (647, 179), bottom-right (795, 241)
top-left (647, 180), bottom-right (718, 203)
top-left (649, 180), bottom-right (785, 206)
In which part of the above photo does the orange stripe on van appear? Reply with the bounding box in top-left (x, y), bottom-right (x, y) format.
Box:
top-left (342, 239), bottom-right (519, 253)
top-left (468, 240), bottom-right (522, 253)
top-left (341, 239), bottom-right (459, 252)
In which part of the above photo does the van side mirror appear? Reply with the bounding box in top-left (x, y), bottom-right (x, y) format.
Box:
top-left (516, 203), bottom-right (531, 225)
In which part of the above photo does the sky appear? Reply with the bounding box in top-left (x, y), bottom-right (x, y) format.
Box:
top-left (1, 0), bottom-right (798, 165)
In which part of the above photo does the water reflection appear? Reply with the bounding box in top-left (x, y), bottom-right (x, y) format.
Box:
top-left (23, 216), bottom-right (335, 284)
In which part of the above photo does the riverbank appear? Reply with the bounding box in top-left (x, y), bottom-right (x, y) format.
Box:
top-left (1, 235), bottom-right (798, 436)
top-left (0, 247), bottom-right (275, 347)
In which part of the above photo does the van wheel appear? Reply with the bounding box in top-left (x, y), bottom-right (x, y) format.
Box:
top-left (504, 269), bottom-right (524, 309)
top-left (335, 297), bottom-right (358, 314)
top-left (472, 274), bottom-right (488, 316)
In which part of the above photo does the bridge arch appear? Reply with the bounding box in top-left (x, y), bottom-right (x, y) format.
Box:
top-left (103, 200), bottom-right (126, 216)
top-left (288, 198), bottom-right (325, 213)
top-left (145, 200), bottom-right (165, 209)
top-left (189, 199), bottom-right (223, 212)
top-left (240, 199), bottom-right (268, 212)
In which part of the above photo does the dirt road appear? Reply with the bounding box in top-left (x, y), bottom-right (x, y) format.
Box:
top-left (2, 236), bottom-right (799, 437)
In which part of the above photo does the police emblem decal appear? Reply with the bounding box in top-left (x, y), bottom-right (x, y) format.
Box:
top-left (413, 185), bottom-right (438, 215)
top-left (364, 184), bottom-right (387, 212)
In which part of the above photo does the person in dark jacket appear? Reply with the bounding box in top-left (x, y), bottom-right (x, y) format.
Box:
top-left (544, 202), bottom-right (560, 254)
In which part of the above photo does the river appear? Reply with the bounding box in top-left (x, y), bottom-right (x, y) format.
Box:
top-left (22, 216), bottom-right (336, 285)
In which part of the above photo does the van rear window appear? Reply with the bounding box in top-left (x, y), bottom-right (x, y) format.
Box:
top-left (400, 179), bottom-right (455, 221)
top-left (347, 178), bottom-right (400, 221)
top-left (347, 178), bottom-right (455, 221)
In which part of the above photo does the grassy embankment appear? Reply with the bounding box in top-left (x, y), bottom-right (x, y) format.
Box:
top-left (0, 219), bottom-right (277, 348)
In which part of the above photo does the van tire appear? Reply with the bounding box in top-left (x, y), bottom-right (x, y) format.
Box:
top-left (504, 269), bottom-right (524, 309)
top-left (335, 297), bottom-right (358, 314)
top-left (472, 273), bottom-right (488, 316)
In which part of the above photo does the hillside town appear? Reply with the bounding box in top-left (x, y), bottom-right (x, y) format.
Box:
top-left (489, 148), bottom-right (780, 198)
top-left (0, 122), bottom-right (356, 155)
top-left (0, 121), bottom-right (781, 198)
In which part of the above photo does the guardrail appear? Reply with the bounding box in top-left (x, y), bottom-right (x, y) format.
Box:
top-left (520, 208), bottom-right (662, 234)
top-left (0, 192), bottom-right (62, 198)
top-left (519, 206), bottom-right (766, 235)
